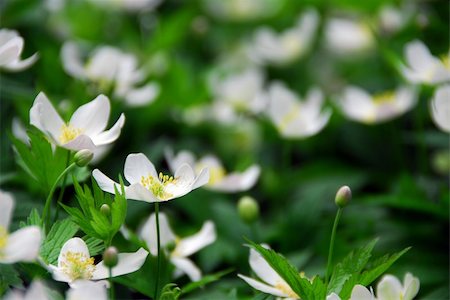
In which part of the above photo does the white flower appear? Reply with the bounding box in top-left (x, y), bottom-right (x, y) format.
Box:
top-left (3, 280), bottom-right (51, 300)
top-left (93, 153), bottom-right (209, 202)
top-left (378, 4), bottom-right (413, 34)
top-left (266, 82), bottom-right (331, 138)
top-left (338, 85), bottom-right (417, 124)
top-left (66, 280), bottom-right (107, 300)
top-left (165, 149), bottom-right (260, 193)
top-left (138, 212), bottom-right (216, 281)
top-left (29, 92), bottom-right (125, 151)
top-left (377, 273), bottom-right (420, 300)
top-left (61, 42), bottom-right (160, 107)
top-left (0, 29), bottom-right (37, 72)
top-left (247, 9), bottom-right (319, 66)
top-left (204, 0), bottom-right (282, 22)
top-left (238, 246), bottom-right (299, 299)
top-left (48, 237), bottom-right (148, 285)
top-left (430, 84), bottom-right (450, 132)
top-left (0, 191), bottom-right (42, 264)
top-left (401, 40), bottom-right (450, 85)
top-left (324, 18), bottom-right (374, 56)
top-left (327, 285), bottom-right (376, 300)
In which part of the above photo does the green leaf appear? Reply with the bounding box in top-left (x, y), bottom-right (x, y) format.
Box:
top-left (40, 218), bottom-right (79, 265)
top-left (181, 268), bottom-right (234, 295)
top-left (0, 264), bottom-right (22, 295)
top-left (160, 283), bottom-right (181, 300)
top-left (83, 236), bottom-right (105, 257)
top-left (19, 208), bottom-right (41, 228)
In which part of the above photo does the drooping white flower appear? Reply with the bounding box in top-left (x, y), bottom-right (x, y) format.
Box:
top-left (324, 17), bottom-right (374, 56)
top-left (430, 84), bottom-right (450, 133)
top-left (377, 273), bottom-right (420, 300)
top-left (238, 246), bottom-right (299, 299)
top-left (401, 40), bottom-right (450, 85)
top-left (3, 280), bottom-right (51, 300)
top-left (138, 212), bottom-right (216, 281)
top-left (93, 153), bottom-right (209, 202)
top-left (29, 92), bottom-right (125, 151)
top-left (266, 82), bottom-right (331, 138)
top-left (0, 191), bottom-right (42, 264)
top-left (338, 85), bottom-right (417, 124)
top-left (0, 29), bottom-right (38, 72)
top-left (247, 9), bottom-right (319, 66)
top-left (165, 149), bottom-right (260, 193)
top-left (61, 42), bottom-right (160, 107)
top-left (48, 238), bottom-right (148, 286)
top-left (66, 280), bottom-right (107, 300)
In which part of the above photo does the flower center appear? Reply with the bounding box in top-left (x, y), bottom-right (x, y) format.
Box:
top-left (274, 281), bottom-right (299, 298)
top-left (0, 226), bottom-right (8, 251)
top-left (59, 124), bottom-right (83, 144)
top-left (140, 172), bottom-right (177, 200)
top-left (281, 32), bottom-right (302, 58)
top-left (279, 105), bottom-right (300, 131)
top-left (373, 91), bottom-right (395, 104)
top-left (60, 251), bottom-right (95, 281)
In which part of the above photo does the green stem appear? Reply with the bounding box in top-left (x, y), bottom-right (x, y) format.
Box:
top-left (154, 202), bottom-right (161, 300)
top-left (54, 151), bottom-right (71, 222)
top-left (109, 267), bottom-right (114, 300)
top-left (41, 162), bottom-right (77, 233)
top-left (325, 208), bottom-right (343, 286)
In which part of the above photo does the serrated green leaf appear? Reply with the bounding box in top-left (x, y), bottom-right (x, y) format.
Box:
top-left (0, 264), bottom-right (22, 295)
top-left (19, 208), bottom-right (41, 228)
top-left (83, 236), bottom-right (105, 256)
top-left (40, 218), bottom-right (79, 265)
top-left (181, 268), bottom-right (233, 295)
top-left (160, 283), bottom-right (181, 300)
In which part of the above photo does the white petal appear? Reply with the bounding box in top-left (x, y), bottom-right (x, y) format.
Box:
top-left (92, 169), bottom-right (121, 195)
top-left (350, 285), bottom-right (375, 300)
top-left (175, 221), bottom-right (216, 257)
top-left (339, 86), bottom-right (375, 122)
top-left (403, 273), bottom-right (420, 300)
top-left (66, 280), bottom-right (107, 300)
top-left (62, 134), bottom-right (96, 151)
top-left (327, 292), bottom-right (341, 300)
top-left (92, 248), bottom-right (148, 279)
top-left (0, 36), bottom-right (23, 66)
top-left (248, 247), bottom-right (284, 287)
top-left (58, 238), bottom-right (90, 268)
top-left (377, 275), bottom-right (402, 300)
top-left (12, 118), bottom-right (29, 145)
top-left (139, 212), bottom-right (176, 256)
top-left (171, 257), bottom-right (201, 281)
top-left (165, 163), bottom-right (197, 199)
top-left (60, 42), bottom-right (87, 79)
top-left (1, 226), bottom-right (42, 263)
top-left (210, 165), bottom-right (260, 192)
top-left (125, 183), bottom-right (159, 202)
top-left (238, 274), bottom-right (288, 298)
top-left (29, 92), bottom-right (65, 142)
top-left (69, 94), bottom-right (110, 136)
top-left (164, 148), bottom-right (196, 173)
top-left (124, 83), bottom-right (160, 107)
top-left (49, 264), bottom-right (71, 283)
top-left (404, 40), bottom-right (436, 74)
top-left (90, 113), bottom-right (125, 146)
top-left (431, 85), bottom-right (450, 133)
top-left (191, 167), bottom-right (210, 190)
top-left (124, 153), bottom-right (158, 185)
top-left (24, 280), bottom-right (49, 300)
top-left (3, 53), bottom-right (38, 71)
top-left (0, 190), bottom-right (14, 228)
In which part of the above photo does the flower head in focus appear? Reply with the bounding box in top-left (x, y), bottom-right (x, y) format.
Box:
top-left (430, 84), bottom-right (450, 133)
top-left (0, 29), bottom-right (38, 72)
top-left (338, 85), bottom-right (417, 124)
top-left (165, 149), bottom-right (260, 193)
top-left (61, 42), bottom-right (160, 107)
top-left (138, 212), bottom-right (216, 281)
top-left (266, 82), bottom-right (331, 138)
top-left (401, 40), bottom-right (450, 85)
top-left (93, 153), bottom-right (209, 202)
top-left (48, 237), bottom-right (148, 286)
top-left (0, 191), bottom-right (43, 264)
top-left (30, 92), bottom-right (125, 151)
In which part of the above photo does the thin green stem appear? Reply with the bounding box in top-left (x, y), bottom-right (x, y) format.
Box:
top-left (109, 267), bottom-right (115, 300)
top-left (325, 208), bottom-right (343, 286)
top-left (54, 151), bottom-right (71, 222)
top-left (154, 202), bottom-right (161, 300)
top-left (41, 162), bottom-right (77, 233)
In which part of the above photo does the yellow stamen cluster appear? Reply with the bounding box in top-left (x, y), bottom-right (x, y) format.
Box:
top-left (373, 91), bottom-right (395, 104)
top-left (59, 124), bottom-right (83, 144)
top-left (60, 251), bottom-right (95, 281)
top-left (140, 172), bottom-right (177, 200)
top-left (0, 226), bottom-right (8, 250)
top-left (275, 281), bottom-right (299, 298)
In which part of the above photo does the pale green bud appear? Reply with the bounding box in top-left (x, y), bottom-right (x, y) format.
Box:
top-left (238, 196), bottom-right (260, 224)
top-left (335, 186), bottom-right (351, 208)
top-left (74, 149), bottom-right (93, 167)
top-left (100, 204), bottom-right (111, 216)
top-left (103, 246), bottom-right (118, 268)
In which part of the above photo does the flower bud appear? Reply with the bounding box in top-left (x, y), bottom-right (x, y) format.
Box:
top-left (74, 149), bottom-right (93, 167)
top-left (100, 204), bottom-right (111, 216)
top-left (335, 186), bottom-right (351, 208)
top-left (238, 196), bottom-right (260, 224)
top-left (103, 246), bottom-right (118, 268)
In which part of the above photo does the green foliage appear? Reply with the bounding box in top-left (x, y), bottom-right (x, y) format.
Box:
top-left (83, 236), bottom-right (105, 257)
top-left (40, 218), bottom-right (79, 265)
top-left (0, 265), bottom-right (22, 295)
top-left (181, 269), bottom-right (234, 295)
top-left (61, 177), bottom-right (127, 246)
top-left (19, 208), bottom-right (41, 228)
top-left (160, 283), bottom-right (181, 300)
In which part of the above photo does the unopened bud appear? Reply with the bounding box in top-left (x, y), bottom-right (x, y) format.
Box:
top-left (100, 204), bottom-right (111, 216)
top-left (103, 246), bottom-right (118, 268)
top-left (335, 186), bottom-right (352, 208)
top-left (74, 149), bottom-right (93, 167)
top-left (238, 196), bottom-right (260, 224)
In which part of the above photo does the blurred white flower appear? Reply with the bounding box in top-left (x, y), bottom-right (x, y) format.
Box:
top-left (93, 153), bottom-right (209, 202)
top-left (324, 18), bottom-right (374, 56)
top-left (165, 149), bottom-right (260, 193)
top-left (247, 9), bottom-right (319, 66)
top-left (139, 212), bottom-right (216, 281)
top-left (61, 42), bottom-right (160, 107)
top-left (0, 29), bottom-right (38, 72)
top-left (48, 237), bottom-right (148, 286)
top-left (66, 280), bottom-right (107, 300)
top-left (87, 0), bottom-right (163, 12)
top-left (266, 82), bottom-right (331, 138)
top-left (30, 92), bottom-right (125, 151)
top-left (204, 0), bottom-right (283, 22)
top-left (401, 40), bottom-right (450, 85)
top-left (0, 191), bottom-right (42, 264)
top-left (327, 285), bottom-right (376, 300)
top-left (378, 4), bottom-right (413, 34)
top-left (430, 84), bottom-right (450, 133)
top-left (377, 273), bottom-right (420, 300)
top-left (12, 117), bottom-right (29, 145)
top-left (238, 246), bottom-right (299, 299)
top-left (3, 280), bottom-right (51, 300)
top-left (338, 85), bottom-right (417, 124)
